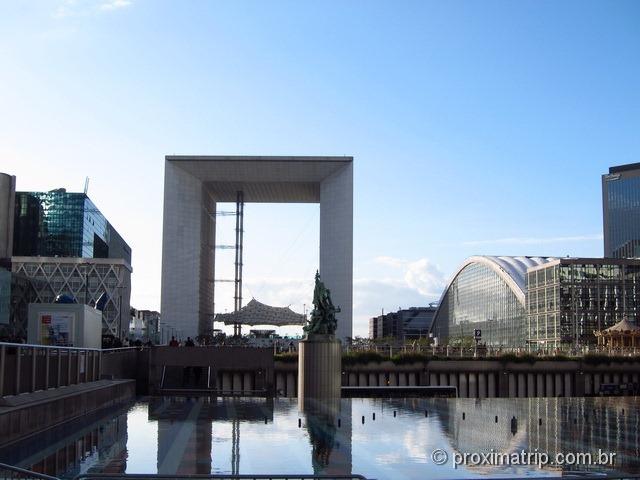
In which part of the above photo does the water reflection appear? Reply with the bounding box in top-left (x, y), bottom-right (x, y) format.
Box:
top-left (0, 404), bottom-right (129, 478)
top-left (149, 397), bottom-right (274, 475)
top-left (1, 396), bottom-right (639, 479)
top-left (300, 398), bottom-right (352, 476)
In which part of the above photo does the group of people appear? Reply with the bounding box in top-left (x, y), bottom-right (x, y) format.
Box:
top-left (168, 336), bottom-right (196, 347)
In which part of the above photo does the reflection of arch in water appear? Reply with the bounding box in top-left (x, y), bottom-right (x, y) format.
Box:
top-left (153, 396), bottom-right (278, 476)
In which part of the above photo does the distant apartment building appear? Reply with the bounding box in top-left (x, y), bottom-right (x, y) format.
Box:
top-left (130, 308), bottom-right (160, 343)
top-left (369, 306), bottom-right (436, 341)
top-left (603, 163), bottom-right (640, 258)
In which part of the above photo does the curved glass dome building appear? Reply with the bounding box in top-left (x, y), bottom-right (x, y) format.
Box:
top-left (431, 256), bottom-right (556, 348)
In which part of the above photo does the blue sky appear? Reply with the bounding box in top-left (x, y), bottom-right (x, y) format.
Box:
top-left (1, 0), bottom-right (639, 336)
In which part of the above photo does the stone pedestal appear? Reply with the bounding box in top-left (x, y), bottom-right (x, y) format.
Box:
top-left (298, 334), bottom-right (341, 412)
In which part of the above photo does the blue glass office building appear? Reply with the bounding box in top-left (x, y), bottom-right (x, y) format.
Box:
top-left (13, 189), bottom-right (131, 264)
top-left (603, 163), bottom-right (640, 258)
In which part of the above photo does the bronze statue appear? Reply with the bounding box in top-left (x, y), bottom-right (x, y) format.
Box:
top-left (304, 271), bottom-right (340, 336)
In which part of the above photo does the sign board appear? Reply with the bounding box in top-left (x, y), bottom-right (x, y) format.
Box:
top-left (474, 329), bottom-right (482, 339)
top-left (39, 312), bottom-right (74, 346)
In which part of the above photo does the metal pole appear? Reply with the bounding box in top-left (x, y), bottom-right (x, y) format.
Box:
top-left (233, 190), bottom-right (244, 337)
top-left (45, 348), bottom-right (50, 389)
top-left (15, 345), bottom-right (21, 395)
top-left (31, 347), bottom-right (37, 392)
top-left (77, 350), bottom-right (82, 384)
top-left (57, 348), bottom-right (62, 387)
top-left (67, 350), bottom-right (72, 386)
top-left (0, 344), bottom-right (5, 396)
top-left (119, 289), bottom-right (123, 341)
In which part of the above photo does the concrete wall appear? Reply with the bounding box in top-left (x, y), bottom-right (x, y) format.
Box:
top-left (101, 348), bottom-right (148, 394)
top-left (160, 161), bottom-right (210, 340)
top-left (274, 359), bottom-right (640, 398)
top-left (148, 346), bottom-right (274, 394)
top-left (319, 163), bottom-right (353, 341)
top-left (0, 379), bottom-right (135, 447)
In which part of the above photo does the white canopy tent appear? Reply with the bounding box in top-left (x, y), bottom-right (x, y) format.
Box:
top-left (215, 299), bottom-right (306, 327)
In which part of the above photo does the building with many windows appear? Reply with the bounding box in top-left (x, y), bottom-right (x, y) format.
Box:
top-left (11, 256), bottom-right (131, 338)
top-left (431, 255), bottom-right (640, 351)
top-left (13, 189), bottom-right (131, 263)
top-left (526, 258), bottom-right (640, 351)
top-left (369, 306), bottom-right (436, 341)
top-left (603, 163), bottom-right (640, 258)
top-left (430, 256), bottom-right (557, 348)
top-left (0, 176), bottom-right (133, 339)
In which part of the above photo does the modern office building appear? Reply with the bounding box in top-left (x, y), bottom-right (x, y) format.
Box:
top-left (431, 255), bottom-right (640, 350)
top-left (369, 306), bottom-right (436, 341)
top-left (527, 257), bottom-right (640, 350)
top-left (13, 189), bottom-right (131, 264)
top-left (430, 256), bottom-right (557, 348)
top-left (0, 178), bottom-right (134, 339)
top-left (603, 163), bottom-right (640, 258)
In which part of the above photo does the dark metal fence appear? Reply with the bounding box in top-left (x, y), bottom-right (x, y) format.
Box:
top-left (0, 343), bottom-right (101, 397)
top-left (0, 462), bottom-right (61, 480)
top-left (74, 475), bottom-right (369, 480)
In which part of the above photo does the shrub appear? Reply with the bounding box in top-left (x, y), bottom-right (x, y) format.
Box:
top-left (274, 352), bottom-right (298, 363)
top-left (390, 352), bottom-right (430, 365)
top-left (342, 350), bottom-right (385, 365)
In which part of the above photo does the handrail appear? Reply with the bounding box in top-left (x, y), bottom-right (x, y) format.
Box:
top-left (74, 475), bottom-right (369, 479)
top-left (0, 462), bottom-right (61, 480)
top-left (0, 342), bottom-right (101, 352)
top-left (0, 343), bottom-right (101, 396)
top-left (101, 347), bottom-right (145, 353)
top-left (70, 474), bottom-right (640, 480)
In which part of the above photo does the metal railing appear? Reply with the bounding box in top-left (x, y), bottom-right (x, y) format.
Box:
top-left (0, 462), bottom-right (60, 480)
top-left (6, 462), bottom-right (640, 480)
top-left (74, 475), bottom-right (369, 480)
top-left (0, 343), bottom-right (101, 397)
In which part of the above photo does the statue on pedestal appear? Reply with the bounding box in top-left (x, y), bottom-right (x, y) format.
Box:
top-left (303, 271), bottom-right (340, 336)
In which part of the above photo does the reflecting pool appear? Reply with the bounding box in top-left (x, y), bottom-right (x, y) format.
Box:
top-left (1, 396), bottom-right (639, 479)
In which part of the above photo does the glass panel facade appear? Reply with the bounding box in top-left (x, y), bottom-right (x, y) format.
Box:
top-left (431, 262), bottom-right (525, 348)
top-left (527, 262), bottom-right (640, 350)
top-left (604, 173), bottom-right (640, 258)
top-left (13, 190), bottom-right (131, 264)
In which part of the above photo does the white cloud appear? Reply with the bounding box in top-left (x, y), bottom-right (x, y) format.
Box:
top-left (404, 258), bottom-right (446, 297)
top-left (244, 276), bottom-right (314, 313)
top-left (461, 233), bottom-right (603, 246)
top-left (99, 0), bottom-right (132, 11)
top-left (373, 256), bottom-right (446, 297)
top-left (53, 0), bottom-right (132, 17)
